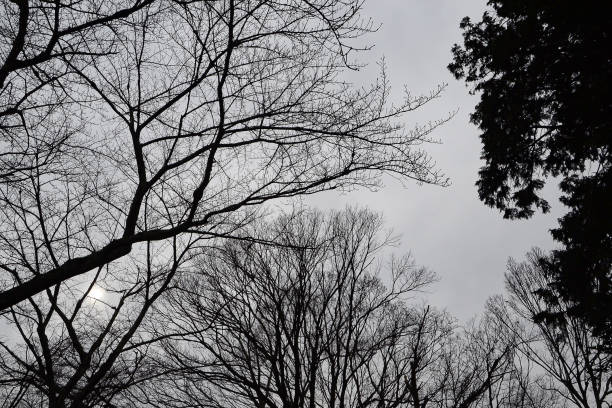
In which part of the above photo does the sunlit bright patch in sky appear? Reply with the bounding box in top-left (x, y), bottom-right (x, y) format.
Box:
top-left (88, 285), bottom-right (106, 301)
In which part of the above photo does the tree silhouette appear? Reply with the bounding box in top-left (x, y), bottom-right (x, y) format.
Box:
top-left (0, 232), bottom-right (201, 407)
top-left (449, 1), bottom-right (611, 343)
top-left (138, 209), bottom-right (518, 408)
top-left (0, 0), bottom-right (448, 309)
top-left (0, 1), bottom-right (450, 404)
top-left (487, 249), bottom-right (612, 408)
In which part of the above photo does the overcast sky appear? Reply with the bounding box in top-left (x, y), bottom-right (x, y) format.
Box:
top-left (306, 0), bottom-right (565, 321)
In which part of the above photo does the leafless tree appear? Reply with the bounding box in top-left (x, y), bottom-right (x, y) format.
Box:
top-left (1, 1), bottom-right (450, 405)
top-left (0, 0), bottom-right (449, 310)
top-left (136, 208), bottom-right (515, 408)
top-left (0, 231), bottom-right (207, 407)
top-left (487, 249), bottom-right (612, 408)
top-left (439, 313), bottom-right (563, 408)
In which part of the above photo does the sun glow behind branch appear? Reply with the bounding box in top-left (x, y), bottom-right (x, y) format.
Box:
top-left (88, 285), bottom-right (106, 301)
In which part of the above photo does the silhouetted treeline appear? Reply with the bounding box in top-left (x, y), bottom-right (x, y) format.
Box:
top-left (1, 1), bottom-right (609, 407)
top-left (2, 208), bottom-right (609, 407)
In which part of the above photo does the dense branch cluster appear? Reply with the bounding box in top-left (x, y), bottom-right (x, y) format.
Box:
top-left (0, 0), bottom-right (448, 309)
top-left (1, 208), bottom-right (610, 407)
top-left (0, 1), bottom-right (609, 408)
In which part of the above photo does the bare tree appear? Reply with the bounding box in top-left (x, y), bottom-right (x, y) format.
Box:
top-left (1, 1), bottom-right (450, 405)
top-left (0, 0), bottom-right (163, 192)
top-left (487, 249), bottom-right (612, 408)
top-left (0, 0), bottom-right (449, 310)
top-left (137, 208), bottom-right (514, 408)
top-left (0, 232), bottom-right (204, 408)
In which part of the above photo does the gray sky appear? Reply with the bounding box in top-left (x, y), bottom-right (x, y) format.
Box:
top-left (307, 0), bottom-right (564, 320)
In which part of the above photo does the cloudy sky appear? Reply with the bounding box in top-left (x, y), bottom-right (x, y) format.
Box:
top-left (307, 0), bottom-right (564, 320)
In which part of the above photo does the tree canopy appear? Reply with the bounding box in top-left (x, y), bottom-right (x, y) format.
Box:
top-left (449, 1), bottom-right (611, 343)
top-left (0, 0), bottom-right (447, 310)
